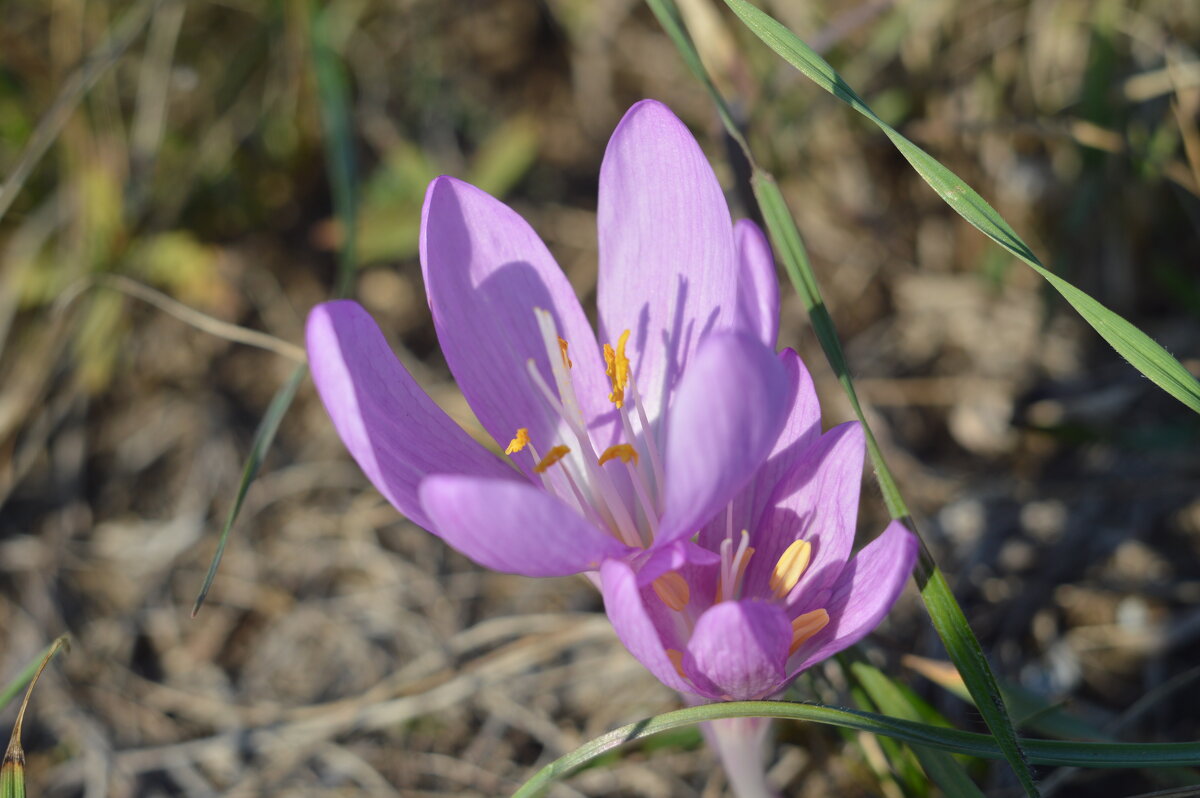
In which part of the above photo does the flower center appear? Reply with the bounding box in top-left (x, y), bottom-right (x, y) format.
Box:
top-left (504, 308), bottom-right (666, 549)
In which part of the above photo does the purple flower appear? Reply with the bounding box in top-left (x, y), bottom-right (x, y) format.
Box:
top-left (305, 100), bottom-right (794, 577)
top-left (599, 357), bottom-right (919, 700)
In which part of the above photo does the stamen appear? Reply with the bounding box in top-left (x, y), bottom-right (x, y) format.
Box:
top-left (558, 337), bottom-right (572, 369)
top-left (665, 648), bottom-right (688, 681)
top-left (505, 427), bottom-right (530, 455)
top-left (652, 571), bottom-right (690, 611)
top-left (769, 539), bottom-right (813, 599)
top-left (604, 329), bottom-right (631, 407)
top-left (789, 609), bottom-right (830, 655)
top-left (598, 444), bottom-right (639, 466)
top-left (533, 445), bottom-right (571, 474)
top-left (717, 530), bottom-right (754, 602)
top-left (530, 310), bottom-right (641, 547)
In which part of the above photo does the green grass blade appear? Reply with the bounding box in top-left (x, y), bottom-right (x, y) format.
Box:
top-left (753, 173), bottom-right (1037, 794)
top-left (0, 641), bottom-right (63, 715)
top-left (723, 0), bottom-right (1200, 415)
top-left (193, 3), bottom-right (358, 615)
top-left (510, 700), bottom-right (1200, 797)
top-left (849, 660), bottom-right (986, 798)
top-left (191, 364), bottom-right (306, 616)
top-left (643, 1), bottom-right (1036, 790)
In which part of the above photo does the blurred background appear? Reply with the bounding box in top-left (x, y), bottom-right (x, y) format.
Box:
top-left (1, 0), bottom-right (1198, 795)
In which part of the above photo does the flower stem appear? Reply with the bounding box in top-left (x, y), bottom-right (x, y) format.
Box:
top-left (704, 716), bottom-right (779, 798)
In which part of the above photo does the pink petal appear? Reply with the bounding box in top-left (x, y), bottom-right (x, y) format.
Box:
top-left (787, 521), bottom-right (919, 675)
top-left (421, 177), bottom-right (612, 476)
top-left (658, 333), bottom-right (789, 544)
top-left (600, 559), bottom-right (698, 694)
top-left (698, 348), bottom-right (821, 551)
top-left (597, 100), bottom-right (738, 419)
top-left (734, 218), bottom-right (779, 348)
top-left (419, 475), bottom-right (634, 577)
top-left (306, 301), bottom-right (515, 531)
top-left (683, 600), bottom-right (792, 700)
top-left (742, 421), bottom-right (866, 603)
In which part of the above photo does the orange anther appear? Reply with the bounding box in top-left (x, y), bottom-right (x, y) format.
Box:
top-left (604, 329), bottom-right (631, 408)
top-left (533, 445), bottom-right (571, 474)
top-left (598, 443), bottom-right (639, 467)
top-left (504, 427), bottom-right (530, 455)
top-left (788, 609), bottom-right (830, 655)
top-left (652, 571), bottom-right (690, 611)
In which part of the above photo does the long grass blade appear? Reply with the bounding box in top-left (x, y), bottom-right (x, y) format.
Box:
top-left (723, 0), bottom-right (1200, 415)
top-left (192, 3), bottom-right (359, 614)
top-left (510, 700), bottom-right (1200, 797)
top-left (191, 364), bottom-right (306, 615)
top-left (642, 2), bottom-right (1038, 792)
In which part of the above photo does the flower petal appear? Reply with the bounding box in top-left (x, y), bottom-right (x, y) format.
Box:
top-left (658, 333), bottom-right (789, 544)
top-left (600, 559), bottom-right (699, 694)
top-left (597, 100), bottom-right (738, 419)
top-left (683, 600), bottom-right (792, 700)
top-left (741, 421), bottom-right (866, 603)
top-left (698, 348), bottom-right (821, 551)
top-left (420, 176), bottom-right (612, 475)
top-left (787, 521), bottom-right (918, 675)
top-left (734, 218), bottom-right (779, 348)
top-left (306, 300), bottom-right (515, 531)
top-left (419, 475), bottom-right (634, 576)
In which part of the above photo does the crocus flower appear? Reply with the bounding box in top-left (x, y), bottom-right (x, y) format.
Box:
top-left (598, 358), bottom-right (920, 702)
top-left (305, 100), bottom-right (793, 579)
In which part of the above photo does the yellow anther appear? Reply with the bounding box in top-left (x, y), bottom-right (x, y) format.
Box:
top-left (652, 571), bottom-right (690, 611)
top-left (603, 329), bottom-right (631, 408)
top-left (505, 427), bottom-right (530, 455)
top-left (598, 443), bottom-right (639, 467)
top-left (558, 336), bottom-right (572, 369)
top-left (665, 648), bottom-right (688, 681)
top-left (788, 608), bottom-right (830, 655)
top-left (769, 539), bottom-right (813, 599)
top-left (533, 445), bottom-right (571, 473)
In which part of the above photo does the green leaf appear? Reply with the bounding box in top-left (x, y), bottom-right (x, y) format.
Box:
top-left (723, 0), bottom-right (1200, 415)
top-left (511, 700), bottom-right (1200, 797)
top-left (849, 660), bottom-right (985, 798)
top-left (191, 364), bottom-right (306, 616)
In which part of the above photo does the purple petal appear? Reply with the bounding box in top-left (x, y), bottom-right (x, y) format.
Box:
top-left (698, 348), bottom-right (821, 551)
top-left (741, 421), bottom-right (866, 603)
top-left (658, 333), bottom-right (789, 544)
top-left (306, 301), bottom-right (516, 531)
top-left (421, 177), bottom-right (612, 475)
top-left (600, 559), bottom-right (698, 694)
top-left (419, 475), bottom-right (634, 577)
top-left (734, 219), bottom-right (779, 348)
top-left (683, 600), bottom-right (792, 700)
top-left (597, 100), bottom-right (738, 419)
top-left (788, 521), bottom-right (918, 676)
